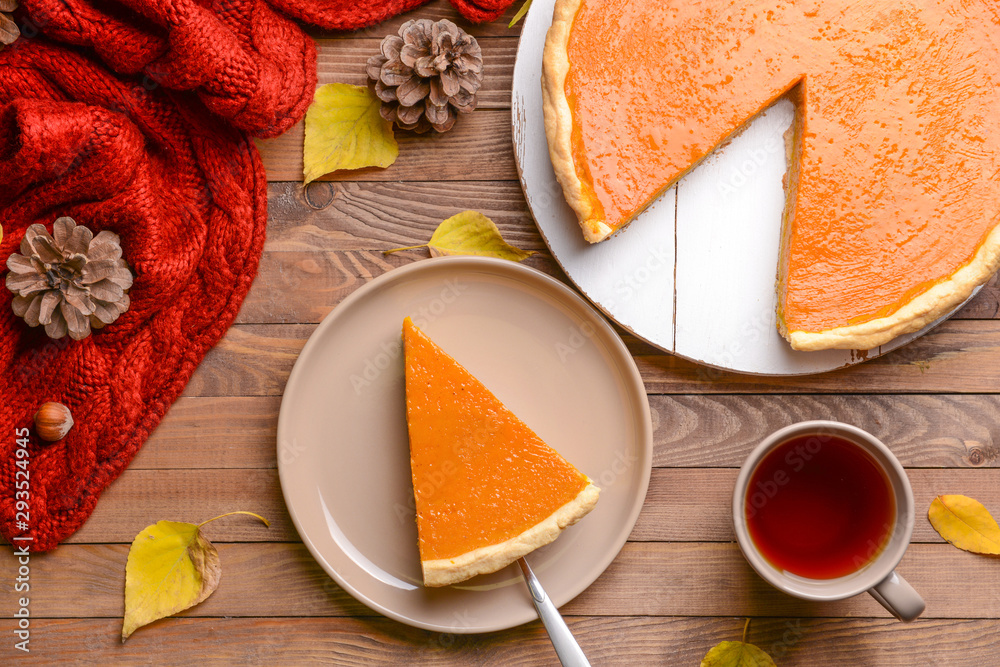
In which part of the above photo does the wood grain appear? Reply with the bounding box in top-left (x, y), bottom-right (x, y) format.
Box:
top-left (63, 470), bottom-right (293, 544)
top-left (263, 181), bottom-right (541, 252)
top-left (1, 616), bottom-right (994, 666)
top-left (241, 251), bottom-right (1000, 325)
top-left (136, 397), bottom-right (280, 469)
top-left (647, 394), bottom-right (1000, 468)
top-left (634, 319), bottom-right (1000, 393)
top-left (256, 111), bottom-right (517, 182)
top-left (136, 395), bottom-right (1000, 470)
top-left (51, 466), bottom-right (994, 544)
top-left (958, 272), bottom-right (1000, 319)
top-left (0, 543), bottom-right (991, 619)
top-left (312, 38), bottom-right (515, 109)
top-left (631, 468), bottom-right (1000, 543)
top-left (182, 320), bottom-right (1000, 397)
top-left (566, 543), bottom-right (983, 619)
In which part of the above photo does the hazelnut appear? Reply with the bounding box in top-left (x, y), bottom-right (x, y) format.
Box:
top-left (34, 402), bottom-right (74, 442)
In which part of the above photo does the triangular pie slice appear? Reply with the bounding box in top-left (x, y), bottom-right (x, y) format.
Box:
top-left (402, 317), bottom-right (600, 587)
top-left (542, 0), bottom-right (1000, 351)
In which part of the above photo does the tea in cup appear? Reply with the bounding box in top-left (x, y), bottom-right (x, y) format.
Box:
top-left (732, 421), bottom-right (925, 621)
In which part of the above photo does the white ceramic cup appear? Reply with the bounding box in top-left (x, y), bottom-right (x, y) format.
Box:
top-left (732, 420), bottom-right (926, 621)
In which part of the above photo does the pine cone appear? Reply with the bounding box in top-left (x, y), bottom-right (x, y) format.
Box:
top-left (5, 217), bottom-right (133, 340)
top-left (366, 19), bottom-right (483, 133)
top-left (0, 0), bottom-right (19, 50)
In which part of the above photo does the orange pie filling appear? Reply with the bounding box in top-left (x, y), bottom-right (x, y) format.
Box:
top-left (403, 318), bottom-right (598, 586)
top-left (552, 0), bottom-right (1000, 344)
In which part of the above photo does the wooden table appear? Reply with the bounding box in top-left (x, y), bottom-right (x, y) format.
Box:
top-left (4, 2), bottom-right (1000, 663)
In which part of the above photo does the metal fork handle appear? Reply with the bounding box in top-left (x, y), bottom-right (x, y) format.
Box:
top-left (517, 558), bottom-right (592, 667)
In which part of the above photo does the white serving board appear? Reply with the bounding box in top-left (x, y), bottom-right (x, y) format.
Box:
top-left (512, 0), bottom-right (972, 376)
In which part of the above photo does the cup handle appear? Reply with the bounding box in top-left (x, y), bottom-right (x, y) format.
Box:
top-left (868, 570), bottom-right (925, 622)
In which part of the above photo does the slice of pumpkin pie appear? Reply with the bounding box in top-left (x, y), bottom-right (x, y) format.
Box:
top-left (402, 317), bottom-right (599, 587)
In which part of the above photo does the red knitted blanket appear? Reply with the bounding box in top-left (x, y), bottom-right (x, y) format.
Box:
top-left (15, 0), bottom-right (514, 136)
top-left (0, 0), bottom-right (515, 550)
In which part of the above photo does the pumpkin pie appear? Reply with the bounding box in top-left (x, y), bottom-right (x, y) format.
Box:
top-left (542, 0), bottom-right (1000, 350)
top-left (402, 317), bottom-right (599, 587)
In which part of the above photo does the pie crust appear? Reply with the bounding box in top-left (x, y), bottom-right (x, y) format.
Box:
top-left (422, 483), bottom-right (600, 588)
top-left (541, 0), bottom-right (610, 243)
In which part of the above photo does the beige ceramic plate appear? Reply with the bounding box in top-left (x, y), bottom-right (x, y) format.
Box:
top-left (277, 256), bottom-right (652, 633)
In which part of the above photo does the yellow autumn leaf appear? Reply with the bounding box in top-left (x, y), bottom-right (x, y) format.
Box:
top-left (122, 512), bottom-right (269, 641)
top-left (385, 211), bottom-right (535, 261)
top-left (928, 494), bottom-right (1000, 555)
top-left (302, 83), bottom-right (398, 184)
top-left (702, 641), bottom-right (777, 667)
top-left (509, 0), bottom-right (532, 27)
top-left (701, 620), bottom-right (776, 667)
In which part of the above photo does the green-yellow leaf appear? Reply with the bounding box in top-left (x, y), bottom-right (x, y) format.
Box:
top-left (928, 494), bottom-right (1000, 554)
top-left (122, 512), bottom-right (269, 641)
top-left (385, 211), bottom-right (535, 261)
top-left (122, 521), bottom-right (219, 641)
top-left (701, 641), bottom-right (777, 667)
top-left (701, 619), bottom-right (776, 667)
top-left (303, 83), bottom-right (398, 184)
top-left (509, 0), bottom-right (532, 27)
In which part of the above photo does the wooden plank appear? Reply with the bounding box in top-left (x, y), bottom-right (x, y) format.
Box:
top-left (182, 320), bottom-right (1000, 397)
top-left (566, 543), bottom-right (982, 619)
top-left (136, 397), bottom-right (280, 469)
top-left (2, 616), bottom-right (995, 666)
top-left (957, 272), bottom-right (1000, 319)
top-left (0, 543), bottom-right (991, 619)
top-left (181, 324), bottom-right (310, 398)
top-left (241, 251), bottom-right (999, 325)
top-left (256, 110), bottom-right (517, 182)
top-left (312, 38), bottom-right (515, 109)
top-left (631, 468), bottom-right (1000, 543)
top-left (135, 395), bottom-right (1000, 470)
top-left (263, 181), bottom-right (539, 252)
top-left (634, 319), bottom-right (1000, 394)
top-left (54, 467), bottom-right (993, 544)
top-left (0, 543), bottom-right (368, 619)
top-left (63, 470), bottom-right (294, 544)
top-left (648, 394), bottom-right (1000, 468)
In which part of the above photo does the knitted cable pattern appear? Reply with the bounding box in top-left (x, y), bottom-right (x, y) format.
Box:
top-left (0, 39), bottom-right (268, 551)
top-left (268, 0), bottom-right (432, 31)
top-left (222, 0), bottom-right (516, 31)
top-left (16, 0), bottom-right (518, 137)
top-left (447, 0), bottom-right (516, 23)
top-left (17, 0), bottom-right (318, 137)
